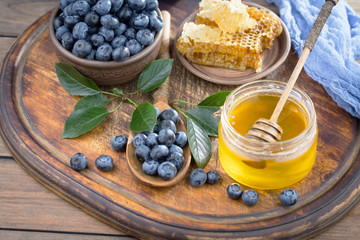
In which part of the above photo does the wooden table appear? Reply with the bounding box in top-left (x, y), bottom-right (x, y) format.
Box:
top-left (0, 0), bottom-right (359, 239)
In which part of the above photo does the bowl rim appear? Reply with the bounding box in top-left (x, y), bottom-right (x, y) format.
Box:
top-left (49, 6), bottom-right (164, 68)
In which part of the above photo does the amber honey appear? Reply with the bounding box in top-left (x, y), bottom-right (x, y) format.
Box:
top-left (219, 80), bottom-right (317, 189)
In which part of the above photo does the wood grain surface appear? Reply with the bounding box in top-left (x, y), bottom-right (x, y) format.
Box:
top-left (0, 0), bottom-right (359, 239)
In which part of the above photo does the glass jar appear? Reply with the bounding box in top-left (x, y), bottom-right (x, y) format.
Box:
top-left (218, 80), bottom-right (318, 189)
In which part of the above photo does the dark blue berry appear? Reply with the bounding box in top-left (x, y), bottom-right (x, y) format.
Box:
top-left (145, 0), bottom-right (158, 11)
top-left (149, 13), bottom-right (163, 32)
top-left (100, 14), bottom-right (120, 30)
top-left (110, 0), bottom-right (124, 13)
top-left (126, 39), bottom-right (143, 55)
top-left (72, 0), bottom-right (90, 16)
top-left (112, 46), bottom-right (130, 61)
top-left (159, 109), bottom-right (179, 124)
top-left (158, 128), bottom-right (175, 147)
top-left (279, 189), bottom-right (298, 206)
top-left (142, 160), bottom-right (159, 175)
top-left (117, 4), bottom-right (133, 22)
top-left (96, 43), bottom-right (113, 61)
top-left (86, 49), bottom-right (96, 60)
top-left (129, 13), bottom-right (149, 30)
top-left (56, 25), bottom-right (70, 40)
top-left (85, 0), bottom-right (97, 5)
top-left (98, 26), bottom-right (115, 42)
top-left (150, 145), bottom-right (169, 162)
top-left (111, 35), bottom-right (127, 48)
top-left (95, 154), bottom-right (113, 171)
top-left (153, 122), bottom-right (160, 134)
top-left (175, 131), bottom-right (187, 147)
top-left (168, 144), bottom-right (183, 155)
top-left (242, 190), bottom-right (259, 206)
top-left (145, 132), bottom-right (158, 148)
top-left (88, 26), bottom-right (99, 35)
top-left (136, 28), bottom-right (154, 46)
top-left (157, 161), bottom-right (177, 180)
top-left (70, 153), bottom-right (87, 171)
top-left (84, 11), bottom-right (100, 26)
top-left (54, 16), bottom-right (63, 30)
top-left (227, 183), bottom-right (242, 200)
top-left (166, 152), bottom-right (184, 171)
top-left (128, 0), bottom-right (146, 11)
top-left (154, 106), bottom-right (160, 118)
top-left (133, 133), bottom-right (147, 148)
top-left (72, 39), bottom-right (92, 57)
top-left (135, 144), bottom-right (150, 162)
top-left (144, 10), bottom-right (158, 17)
top-left (124, 27), bottom-right (136, 39)
top-left (61, 32), bottom-right (75, 50)
top-left (64, 15), bottom-right (81, 28)
top-left (60, 0), bottom-right (69, 11)
top-left (90, 34), bottom-right (105, 47)
top-left (189, 168), bottom-right (207, 187)
top-left (64, 4), bottom-right (76, 17)
top-left (110, 134), bottom-right (128, 151)
top-left (72, 22), bottom-right (89, 40)
top-left (159, 120), bottom-right (176, 133)
top-left (93, 0), bottom-right (112, 16)
top-left (114, 23), bottom-right (127, 36)
top-left (206, 170), bottom-right (220, 184)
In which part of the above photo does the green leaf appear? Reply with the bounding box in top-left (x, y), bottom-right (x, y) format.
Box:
top-left (55, 62), bottom-right (100, 96)
top-left (74, 94), bottom-right (109, 109)
top-left (198, 91), bottom-right (231, 107)
top-left (186, 107), bottom-right (220, 137)
top-left (112, 88), bottom-right (123, 95)
top-left (130, 103), bottom-right (157, 132)
top-left (137, 59), bottom-right (173, 92)
top-left (187, 118), bottom-right (212, 168)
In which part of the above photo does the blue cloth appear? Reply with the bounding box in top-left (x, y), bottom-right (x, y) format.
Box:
top-left (266, 0), bottom-right (360, 118)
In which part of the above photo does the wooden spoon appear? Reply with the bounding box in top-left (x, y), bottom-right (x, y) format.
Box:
top-left (246, 0), bottom-right (338, 142)
top-left (126, 11), bottom-right (191, 187)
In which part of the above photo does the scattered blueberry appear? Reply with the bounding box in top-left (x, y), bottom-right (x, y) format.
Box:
top-left (101, 14), bottom-right (120, 29)
top-left (142, 160), bottom-right (159, 175)
top-left (110, 134), bottom-right (128, 151)
top-left (279, 189), bottom-right (298, 206)
top-left (145, 132), bottom-right (158, 148)
top-left (168, 144), bottom-right (183, 155)
top-left (242, 190), bottom-right (259, 206)
top-left (135, 144), bottom-right (150, 162)
top-left (93, 0), bottom-right (112, 16)
top-left (166, 152), bottom-right (184, 171)
top-left (128, 0), bottom-right (146, 12)
top-left (189, 168), bottom-right (207, 187)
top-left (174, 131), bottom-right (187, 147)
top-left (61, 31), bottom-right (75, 50)
top-left (72, 39), bottom-right (92, 57)
top-left (130, 13), bottom-right (149, 30)
top-left (206, 170), bottom-right (220, 184)
top-left (111, 35), bottom-right (127, 48)
top-left (159, 119), bottom-right (176, 133)
top-left (98, 26), bottom-right (115, 42)
top-left (95, 154), bottom-right (114, 171)
top-left (70, 153), bottom-right (88, 171)
top-left (158, 128), bottom-right (175, 147)
top-left (126, 39), bottom-right (143, 55)
top-left (72, 0), bottom-right (90, 16)
top-left (136, 28), bottom-right (154, 45)
top-left (84, 11), bottom-right (100, 26)
top-left (159, 109), bottom-right (180, 124)
top-left (96, 43), bottom-right (113, 61)
top-left (72, 22), bottom-right (89, 40)
top-left (150, 144), bottom-right (169, 162)
top-left (112, 46), bottom-right (130, 61)
top-left (90, 33), bottom-right (105, 48)
top-left (157, 161), bottom-right (177, 180)
top-left (133, 133), bottom-right (147, 148)
top-left (227, 183), bottom-right (242, 200)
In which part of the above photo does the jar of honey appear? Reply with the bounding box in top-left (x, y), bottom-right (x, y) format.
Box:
top-left (218, 80), bottom-right (317, 189)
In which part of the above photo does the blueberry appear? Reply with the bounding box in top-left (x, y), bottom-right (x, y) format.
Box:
top-left (98, 26), bottom-right (115, 41)
top-left (111, 35), bottom-right (127, 48)
top-left (54, 16), bottom-right (63, 30)
top-left (174, 131), bottom-right (187, 147)
top-left (154, 106), bottom-right (160, 118)
top-left (93, 0), bottom-right (112, 15)
top-left (72, 0), bottom-right (90, 16)
top-left (88, 26), bottom-right (99, 35)
top-left (64, 15), bottom-right (81, 28)
top-left (95, 154), bottom-right (113, 171)
top-left (84, 11), bottom-right (100, 27)
top-left (166, 152), bottom-right (184, 171)
top-left (56, 25), bottom-right (70, 40)
top-left (117, 4), bottom-right (133, 22)
top-left (226, 183), bottom-right (242, 200)
top-left (133, 133), bottom-right (147, 148)
top-left (90, 34), bottom-right (105, 47)
top-left (279, 189), bottom-right (298, 206)
top-left (64, 4), bottom-right (75, 17)
top-left (158, 129), bottom-right (175, 147)
top-left (126, 39), bottom-right (143, 55)
top-left (153, 122), bottom-right (160, 134)
top-left (206, 170), bottom-right (220, 184)
top-left (159, 120), bottom-right (176, 134)
top-left (145, 0), bottom-right (158, 11)
top-left (60, 0), bottom-right (69, 11)
top-left (144, 10), bottom-right (158, 17)
top-left (128, 0), bottom-right (146, 11)
top-left (96, 43), bottom-right (113, 61)
top-left (124, 27), bottom-right (136, 39)
top-left (142, 160), bottom-right (159, 175)
top-left (135, 144), bottom-right (150, 162)
top-left (145, 132), bottom-right (158, 148)
top-left (61, 32), bottom-right (75, 50)
top-left (149, 13), bottom-right (163, 32)
top-left (114, 23), bottom-right (127, 36)
top-left (70, 153), bottom-right (87, 170)
top-left (112, 46), bottom-right (130, 61)
top-left (72, 39), bottom-right (92, 57)
top-left (150, 145), bottom-right (169, 162)
top-left (100, 14), bottom-right (120, 30)
top-left (72, 22), bottom-right (89, 40)
top-left (168, 144), bottom-right (183, 155)
top-left (159, 109), bottom-right (179, 124)
top-left (136, 28), bottom-right (154, 46)
top-left (86, 49), bottom-right (96, 60)
top-left (189, 168), bottom-right (207, 187)
top-left (110, 0), bottom-right (124, 13)
top-left (242, 190), bottom-right (259, 206)
top-left (157, 161), bottom-right (177, 180)
top-left (110, 134), bottom-right (128, 151)
top-left (129, 13), bottom-right (149, 30)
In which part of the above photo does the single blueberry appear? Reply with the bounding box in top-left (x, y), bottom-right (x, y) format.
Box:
top-left (61, 32), bottom-right (75, 50)
top-left (189, 168), bottom-right (207, 187)
top-left (158, 129), bottom-right (175, 147)
top-left (154, 106), bottom-right (160, 118)
top-left (142, 160), bottom-right (159, 175)
top-left (93, 0), bottom-right (112, 15)
top-left (95, 154), bottom-right (113, 171)
top-left (174, 131), bottom-right (187, 148)
top-left (145, 132), bottom-right (158, 148)
top-left (64, 4), bottom-right (75, 17)
top-left (206, 170), bottom-right (221, 184)
top-left (133, 133), bottom-right (147, 148)
top-left (166, 152), bottom-right (184, 171)
top-left (145, 0), bottom-right (159, 11)
top-left (124, 27), bottom-right (136, 39)
top-left (86, 49), bottom-right (96, 60)
top-left (150, 145), bottom-right (169, 162)
top-left (242, 190), bottom-right (259, 206)
top-left (112, 46), bottom-right (130, 61)
top-left (149, 13), bottom-right (163, 32)
top-left (100, 14), bottom-right (120, 30)
top-left (98, 26), bottom-right (115, 42)
top-left (168, 144), bottom-right (183, 155)
top-left (227, 183), bottom-right (242, 200)
top-left (127, 0), bottom-right (146, 11)
top-left (70, 153), bottom-right (87, 171)
top-left (54, 16), bottom-right (63, 30)
top-left (114, 23), bottom-right (127, 36)
top-left (111, 35), bottom-right (127, 48)
top-left (129, 13), bottom-right (149, 30)
top-left (135, 144), bottom-right (151, 162)
top-left (159, 108), bottom-right (179, 124)
top-left (60, 0), bottom-right (69, 11)
top-left (279, 189), bottom-right (298, 206)
top-left (72, 0), bottom-right (91, 16)
top-left (144, 10), bottom-right (158, 17)
top-left (56, 25), bottom-right (70, 40)
top-left (110, 0), bottom-right (124, 13)
top-left (110, 134), bottom-right (128, 151)
top-left (72, 22), bottom-right (89, 40)
top-left (117, 4), bottom-right (133, 22)
top-left (159, 120), bottom-right (176, 134)
top-left (64, 15), bottom-right (81, 28)
top-left (153, 122), bottom-right (160, 134)
top-left (136, 28), bottom-right (154, 46)
top-left (72, 39), bottom-right (92, 57)
top-left (157, 161), bottom-right (177, 180)
top-left (84, 11), bottom-right (100, 27)
top-left (126, 39), bottom-right (143, 55)
top-left (90, 34), bottom-right (105, 47)
top-left (96, 43), bottom-right (113, 61)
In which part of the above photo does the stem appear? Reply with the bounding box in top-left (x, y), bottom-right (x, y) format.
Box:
top-left (100, 91), bottom-right (120, 97)
top-left (172, 99), bottom-right (197, 107)
top-left (109, 101), bottom-right (122, 113)
top-left (126, 98), bottom-right (138, 106)
top-left (173, 105), bottom-right (188, 118)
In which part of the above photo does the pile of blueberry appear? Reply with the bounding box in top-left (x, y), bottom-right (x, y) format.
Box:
top-left (132, 107), bottom-right (188, 181)
top-left (54, 0), bottom-right (163, 61)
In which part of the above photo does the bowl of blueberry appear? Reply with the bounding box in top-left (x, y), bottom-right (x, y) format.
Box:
top-left (49, 0), bottom-right (164, 86)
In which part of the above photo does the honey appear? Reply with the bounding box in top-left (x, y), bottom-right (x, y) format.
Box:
top-left (219, 80), bottom-right (317, 189)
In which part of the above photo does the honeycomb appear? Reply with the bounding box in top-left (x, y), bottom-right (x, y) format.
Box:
top-left (176, 0), bottom-right (283, 72)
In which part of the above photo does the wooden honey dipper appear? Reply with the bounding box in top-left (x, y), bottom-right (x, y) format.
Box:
top-left (246, 0), bottom-right (338, 142)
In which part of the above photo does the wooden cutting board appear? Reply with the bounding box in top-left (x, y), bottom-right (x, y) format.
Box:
top-left (1, 2), bottom-right (360, 239)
